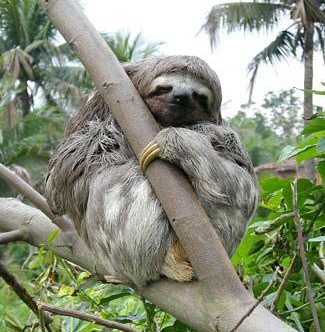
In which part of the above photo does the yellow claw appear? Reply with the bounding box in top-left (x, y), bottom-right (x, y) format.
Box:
top-left (140, 141), bottom-right (161, 172)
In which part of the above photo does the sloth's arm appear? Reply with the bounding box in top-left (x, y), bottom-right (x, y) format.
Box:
top-left (141, 126), bottom-right (258, 215)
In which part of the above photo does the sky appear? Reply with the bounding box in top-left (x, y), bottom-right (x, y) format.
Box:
top-left (82, 0), bottom-right (324, 117)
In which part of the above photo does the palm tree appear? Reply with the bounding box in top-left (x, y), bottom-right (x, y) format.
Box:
top-left (54, 31), bottom-right (163, 110)
top-left (201, 0), bottom-right (325, 178)
top-left (0, 0), bottom-right (59, 118)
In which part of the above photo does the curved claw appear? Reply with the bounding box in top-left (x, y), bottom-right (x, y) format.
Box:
top-left (140, 141), bottom-right (161, 172)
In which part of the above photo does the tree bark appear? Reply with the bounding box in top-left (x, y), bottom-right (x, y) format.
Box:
top-left (303, 23), bottom-right (315, 179)
top-left (18, 78), bottom-right (31, 117)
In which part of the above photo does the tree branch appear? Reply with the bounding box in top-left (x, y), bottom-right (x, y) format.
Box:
top-left (270, 253), bottom-right (297, 312)
top-left (291, 181), bottom-right (321, 332)
top-left (0, 229), bottom-right (24, 244)
top-left (0, 0), bottom-right (297, 330)
top-left (0, 198), bottom-right (296, 331)
top-left (0, 163), bottom-right (73, 232)
top-left (38, 302), bottom-right (139, 332)
top-left (229, 267), bottom-right (279, 332)
top-left (0, 260), bottom-right (53, 332)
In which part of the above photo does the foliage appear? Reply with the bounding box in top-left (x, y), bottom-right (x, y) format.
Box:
top-left (228, 89), bottom-right (303, 165)
top-left (0, 243), bottom-right (188, 331)
top-left (232, 111), bottom-right (325, 332)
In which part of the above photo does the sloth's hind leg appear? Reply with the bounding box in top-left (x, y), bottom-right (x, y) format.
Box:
top-left (161, 240), bottom-right (194, 282)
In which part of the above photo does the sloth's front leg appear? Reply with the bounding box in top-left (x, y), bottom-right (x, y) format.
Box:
top-left (140, 126), bottom-right (253, 207)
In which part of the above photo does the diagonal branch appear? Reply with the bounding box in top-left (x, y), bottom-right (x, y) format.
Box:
top-left (0, 163), bottom-right (73, 232)
top-left (0, 260), bottom-right (53, 332)
top-left (38, 302), bottom-right (139, 332)
top-left (0, 229), bottom-right (24, 244)
top-left (2, 1), bottom-right (296, 331)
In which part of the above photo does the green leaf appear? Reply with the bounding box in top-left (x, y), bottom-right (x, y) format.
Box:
top-left (317, 137), bottom-right (325, 152)
top-left (303, 117), bottom-right (325, 134)
top-left (279, 131), bottom-right (325, 161)
top-left (278, 145), bottom-right (295, 161)
top-left (161, 320), bottom-right (191, 332)
top-left (36, 266), bottom-right (50, 285)
top-left (248, 239), bottom-right (265, 255)
top-left (318, 160), bottom-right (325, 181)
top-left (99, 292), bottom-right (133, 305)
top-left (260, 177), bottom-right (290, 194)
top-left (308, 236), bottom-right (325, 242)
top-left (47, 229), bottom-right (59, 244)
top-left (57, 285), bottom-right (75, 297)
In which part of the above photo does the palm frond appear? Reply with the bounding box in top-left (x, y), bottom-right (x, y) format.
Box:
top-left (314, 25), bottom-right (325, 62)
top-left (304, 0), bottom-right (325, 24)
top-left (201, 1), bottom-right (290, 49)
top-left (102, 31), bottom-right (162, 63)
top-left (247, 30), bottom-right (296, 102)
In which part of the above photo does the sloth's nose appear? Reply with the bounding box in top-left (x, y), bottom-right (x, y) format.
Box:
top-left (173, 91), bottom-right (191, 105)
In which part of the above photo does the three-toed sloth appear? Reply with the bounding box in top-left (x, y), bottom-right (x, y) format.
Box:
top-left (45, 56), bottom-right (259, 287)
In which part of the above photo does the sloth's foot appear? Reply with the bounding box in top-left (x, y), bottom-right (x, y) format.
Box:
top-left (161, 240), bottom-right (194, 282)
top-left (140, 141), bottom-right (161, 172)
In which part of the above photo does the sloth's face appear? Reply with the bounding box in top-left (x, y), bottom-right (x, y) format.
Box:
top-left (145, 74), bottom-right (214, 127)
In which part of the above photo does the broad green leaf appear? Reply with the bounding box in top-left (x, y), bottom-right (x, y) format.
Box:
top-left (303, 117), bottom-right (325, 134)
top-left (278, 145), bottom-right (295, 161)
top-left (280, 131), bottom-right (325, 161)
top-left (296, 146), bottom-right (324, 162)
top-left (99, 292), bottom-right (133, 305)
top-left (260, 177), bottom-right (290, 195)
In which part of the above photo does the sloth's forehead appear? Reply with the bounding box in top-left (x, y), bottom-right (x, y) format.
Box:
top-left (151, 73), bottom-right (213, 99)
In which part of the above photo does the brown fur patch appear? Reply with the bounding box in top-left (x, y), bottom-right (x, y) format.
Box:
top-left (161, 240), bottom-right (194, 282)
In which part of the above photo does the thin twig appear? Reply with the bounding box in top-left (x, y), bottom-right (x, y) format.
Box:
top-left (0, 229), bottom-right (24, 244)
top-left (37, 302), bottom-right (139, 332)
top-left (0, 163), bottom-right (73, 231)
top-left (291, 181), bottom-right (321, 332)
top-left (319, 241), bottom-right (324, 270)
top-left (229, 267), bottom-right (280, 332)
top-left (0, 260), bottom-right (53, 332)
top-left (270, 253), bottom-right (297, 312)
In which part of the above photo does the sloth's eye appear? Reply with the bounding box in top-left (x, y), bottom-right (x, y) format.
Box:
top-left (193, 91), bottom-right (209, 109)
top-left (150, 85), bottom-right (172, 97)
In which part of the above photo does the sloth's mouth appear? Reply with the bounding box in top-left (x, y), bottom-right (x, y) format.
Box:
top-left (168, 102), bottom-right (193, 111)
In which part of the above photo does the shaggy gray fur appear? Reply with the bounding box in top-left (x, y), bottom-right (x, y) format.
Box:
top-left (45, 56), bottom-right (259, 287)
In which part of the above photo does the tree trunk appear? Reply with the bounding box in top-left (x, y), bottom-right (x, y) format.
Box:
top-left (18, 79), bottom-right (31, 117)
top-left (303, 23), bottom-right (315, 179)
top-left (4, 100), bottom-right (20, 129)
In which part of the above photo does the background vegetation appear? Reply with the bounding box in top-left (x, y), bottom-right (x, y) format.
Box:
top-left (0, 1), bottom-right (324, 331)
